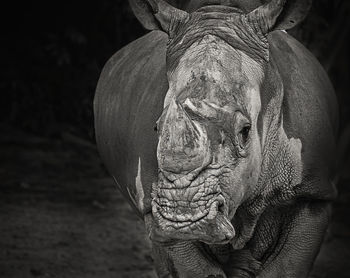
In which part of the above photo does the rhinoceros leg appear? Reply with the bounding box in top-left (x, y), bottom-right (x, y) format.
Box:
top-left (212, 201), bottom-right (331, 278)
top-left (146, 200), bottom-right (330, 278)
top-left (221, 249), bottom-right (261, 277)
top-left (151, 240), bottom-right (227, 278)
top-left (145, 213), bottom-right (227, 278)
top-left (254, 201), bottom-right (331, 278)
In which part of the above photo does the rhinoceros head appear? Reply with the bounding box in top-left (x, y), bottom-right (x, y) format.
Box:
top-left (129, 0), bottom-right (310, 245)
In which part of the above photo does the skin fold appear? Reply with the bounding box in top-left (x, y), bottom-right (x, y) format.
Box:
top-left (94, 0), bottom-right (338, 277)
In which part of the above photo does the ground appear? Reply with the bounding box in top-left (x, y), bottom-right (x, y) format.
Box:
top-left (0, 124), bottom-right (349, 278)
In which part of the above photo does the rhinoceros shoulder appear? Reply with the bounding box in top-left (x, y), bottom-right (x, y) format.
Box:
top-left (267, 31), bottom-right (338, 199)
top-left (94, 31), bottom-right (169, 217)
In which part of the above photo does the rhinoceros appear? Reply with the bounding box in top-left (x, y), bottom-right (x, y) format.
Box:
top-left (94, 0), bottom-right (339, 277)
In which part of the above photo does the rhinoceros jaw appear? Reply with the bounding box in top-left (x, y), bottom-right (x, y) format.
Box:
top-left (151, 194), bottom-right (235, 244)
top-left (151, 167), bottom-right (236, 244)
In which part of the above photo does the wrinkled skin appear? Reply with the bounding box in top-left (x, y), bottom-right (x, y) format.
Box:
top-left (94, 0), bottom-right (338, 277)
top-left (152, 17), bottom-right (266, 245)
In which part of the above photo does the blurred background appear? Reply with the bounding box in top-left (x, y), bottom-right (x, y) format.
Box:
top-left (0, 0), bottom-right (349, 277)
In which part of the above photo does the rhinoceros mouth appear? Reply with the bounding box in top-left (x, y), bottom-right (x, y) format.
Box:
top-left (152, 195), bottom-right (235, 244)
top-left (151, 167), bottom-right (235, 244)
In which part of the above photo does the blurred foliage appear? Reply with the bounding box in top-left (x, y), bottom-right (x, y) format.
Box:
top-left (1, 0), bottom-right (349, 140)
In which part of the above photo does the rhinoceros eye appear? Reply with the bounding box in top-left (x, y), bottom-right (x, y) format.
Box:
top-left (239, 125), bottom-right (251, 146)
top-left (233, 113), bottom-right (251, 157)
top-left (236, 125), bottom-right (250, 157)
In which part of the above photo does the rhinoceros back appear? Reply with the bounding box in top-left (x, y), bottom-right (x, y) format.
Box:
top-left (94, 31), bottom-right (169, 217)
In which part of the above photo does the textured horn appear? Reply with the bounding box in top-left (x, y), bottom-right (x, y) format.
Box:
top-left (247, 0), bottom-right (287, 33)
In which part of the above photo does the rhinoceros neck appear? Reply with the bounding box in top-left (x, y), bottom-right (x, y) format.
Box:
top-left (166, 11), bottom-right (269, 75)
top-left (186, 0), bottom-right (263, 13)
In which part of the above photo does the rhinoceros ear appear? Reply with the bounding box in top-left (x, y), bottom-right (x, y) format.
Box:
top-left (273, 0), bottom-right (312, 30)
top-left (247, 0), bottom-right (312, 33)
top-left (128, 0), bottom-right (189, 34)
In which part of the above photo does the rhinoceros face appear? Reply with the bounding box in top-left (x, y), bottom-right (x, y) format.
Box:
top-left (130, 0), bottom-right (292, 244)
top-left (152, 9), bottom-right (267, 244)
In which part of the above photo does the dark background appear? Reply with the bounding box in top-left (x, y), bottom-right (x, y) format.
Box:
top-left (0, 1), bottom-right (349, 277)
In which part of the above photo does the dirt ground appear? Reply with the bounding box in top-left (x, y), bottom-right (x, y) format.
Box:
top-left (0, 124), bottom-right (349, 278)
